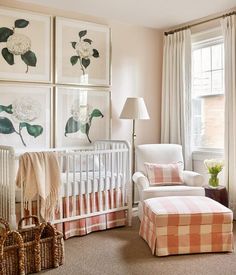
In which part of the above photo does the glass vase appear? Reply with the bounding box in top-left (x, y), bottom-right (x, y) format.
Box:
top-left (209, 173), bottom-right (219, 188)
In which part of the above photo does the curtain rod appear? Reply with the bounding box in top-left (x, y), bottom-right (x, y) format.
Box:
top-left (164, 10), bottom-right (236, 36)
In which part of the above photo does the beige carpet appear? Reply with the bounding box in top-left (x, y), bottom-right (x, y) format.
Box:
top-left (42, 217), bottom-right (236, 275)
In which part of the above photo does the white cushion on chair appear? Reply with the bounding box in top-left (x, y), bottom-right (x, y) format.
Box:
top-left (182, 170), bottom-right (204, 187)
top-left (136, 144), bottom-right (184, 175)
top-left (141, 185), bottom-right (205, 201)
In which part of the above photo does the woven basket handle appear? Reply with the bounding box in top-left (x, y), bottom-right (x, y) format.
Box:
top-left (0, 218), bottom-right (10, 232)
top-left (18, 215), bottom-right (40, 230)
top-left (0, 231), bottom-right (25, 275)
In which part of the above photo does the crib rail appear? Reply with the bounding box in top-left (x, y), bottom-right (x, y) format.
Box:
top-left (0, 146), bottom-right (16, 227)
top-left (0, 140), bottom-right (132, 229)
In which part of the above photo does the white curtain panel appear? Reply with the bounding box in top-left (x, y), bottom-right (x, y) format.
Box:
top-left (161, 29), bottom-right (192, 170)
top-left (221, 15), bottom-right (236, 216)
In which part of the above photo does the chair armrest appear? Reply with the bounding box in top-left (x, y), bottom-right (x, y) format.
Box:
top-left (132, 172), bottom-right (149, 199)
top-left (183, 170), bottom-right (204, 187)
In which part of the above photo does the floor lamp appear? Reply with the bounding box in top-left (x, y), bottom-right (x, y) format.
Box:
top-left (119, 97), bottom-right (150, 204)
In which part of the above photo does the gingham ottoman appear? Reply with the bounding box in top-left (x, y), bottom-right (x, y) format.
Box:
top-left (139, 196), bottom-right (234, 256)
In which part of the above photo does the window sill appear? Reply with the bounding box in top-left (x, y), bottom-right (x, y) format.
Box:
top-left (192, 149), bottom-right (224, 161)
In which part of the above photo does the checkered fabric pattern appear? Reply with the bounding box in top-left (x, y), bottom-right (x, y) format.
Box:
top-left (16, 189), bottom-right (127, 239)
top-left (144, 162), bottom-right (183, 185)
top-left (139, 196), bottom-right (234, 256)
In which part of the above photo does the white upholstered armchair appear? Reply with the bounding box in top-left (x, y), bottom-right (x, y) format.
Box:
top-left (132, 144), bottom-right (205, 219)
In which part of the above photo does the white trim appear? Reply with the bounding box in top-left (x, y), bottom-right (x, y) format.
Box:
top-left (191, 27), bottom-right (223, 44)
top-left (192, 150), bottom-right (224, 161)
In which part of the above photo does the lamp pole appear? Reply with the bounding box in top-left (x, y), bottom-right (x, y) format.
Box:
top-left (132, 119), bottom-right (136, 205)
top-left (119, 97), bottom-right (150, 206)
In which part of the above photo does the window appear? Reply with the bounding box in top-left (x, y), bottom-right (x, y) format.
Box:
top-left (192, 36), bottom-right (224, 150)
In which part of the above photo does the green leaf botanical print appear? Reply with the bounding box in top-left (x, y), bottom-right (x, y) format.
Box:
top-left (0, 104), bottom-right (13, 114)
top-left (0, 98), bottom-right (43, 147)
top-left (21, 50), bottom-right (37, 67)
top-left (71, 42), bottom-right (77, 49)
top-left (2, 48), bottom-right (14, 65)
top-left (80, 123), bottom-right (91, 143)
top-left (90, 109), bottom-right (104, 118)
top-left (65, 105), bottom-right (104, 143)
top-left (83, 38), bottom-right (92, 44)
top-left (0, 18), bottom-right (37, 73)
top-left (65, 117), bottom-right (80, 136)
top-left (70, 55), bottom-right (79, 66)
top-left (70, 29), bottom-right (100, 75)
top-left (81, 58), bottom-right (90, 69)
top-left (79, 30), bottom-right (87, 38)
top-left (14, 19), bottom-right (29, 28)
top-left (0, 27), bottom-right (13, 42)
top-left (20, 122), bottom-right (43, 138)
top-left (0, 117), bottom-right (15, 134)
top-left (92, 49), bottom-right (99, 58)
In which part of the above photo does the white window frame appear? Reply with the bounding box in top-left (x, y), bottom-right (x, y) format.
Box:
top-left (191, 28), bottom-right (224, 156)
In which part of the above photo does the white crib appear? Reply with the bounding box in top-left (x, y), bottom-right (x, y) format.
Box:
top-left (0, 140), bottom-right (132, 238)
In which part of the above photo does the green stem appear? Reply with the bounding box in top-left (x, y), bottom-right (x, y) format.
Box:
top-left (209, 173), bottom-right (219, 187)
top-left (78, 57), bottom-right (85, 75)
top-left (25, 65), bottom-right (29, 73)
top-left (86, 133), bottom-right (91, 143)
top-left (15, 126), bottom-right (26, 147)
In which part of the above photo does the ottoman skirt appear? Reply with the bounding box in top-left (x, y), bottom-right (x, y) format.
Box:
top-left (139, 196), bottom-right (234, 256)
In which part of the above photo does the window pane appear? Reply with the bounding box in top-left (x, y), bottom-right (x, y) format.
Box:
top-left (201, 47), bottom-right (211, 72)
top-left (193, 49), bottom-right (201, 73)
top-left (192, 39), bottom-right (224, 149)
top-left (193, 71), bottom-right (211, 96)
top-left (212, 70), bottom-right (224, 94)
top-left (212, 44), bottom-right (222, 70)
top-left (201, 96), bottom-right (224, 148)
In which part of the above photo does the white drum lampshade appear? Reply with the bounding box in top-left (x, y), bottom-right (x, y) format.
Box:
top-left (119, 97), bottom-right (150, 120)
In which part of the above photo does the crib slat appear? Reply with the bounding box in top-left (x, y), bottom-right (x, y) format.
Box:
top-left (66, 155), bottom-right (70, 219)
top-left (116, 151), bottom-right (120, 208)
top-left (122, 151), bottom-right (126, 207)
top-left (72, 155), bottom-right (76, 217)
top-left (86, 155), bottom-right (90, 214)
top-left (105, 153), bottom-right (108, 211)
top-left (98, 153), bottom-right (102, 212)
top-left (92, 154), bottom-right (95, 213)
top-left (110, 152), bottom-right (114, 209)
top-left (79, 155), bottom-right (83, 215)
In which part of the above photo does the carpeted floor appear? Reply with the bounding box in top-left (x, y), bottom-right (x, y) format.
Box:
top-left (43, 217), bottom-right (236, 275)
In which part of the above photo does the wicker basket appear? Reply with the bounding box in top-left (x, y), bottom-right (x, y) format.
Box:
top-left (18, 215), bottom-right (64, 273)
top-left (0, 218), bottom-right (25, 275)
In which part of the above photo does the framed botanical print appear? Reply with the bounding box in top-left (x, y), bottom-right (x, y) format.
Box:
top-left (55, 87), bottom-right (111, 147)
top-left (0, 84), bottom-right (52, 149)
top-left (55, 17), bottom-right (111, 86)
top-left (0, 7), bottom-right (52, 82)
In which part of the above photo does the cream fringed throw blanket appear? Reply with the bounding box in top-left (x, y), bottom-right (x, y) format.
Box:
top-left (16, 152), bottom-right (61, 221)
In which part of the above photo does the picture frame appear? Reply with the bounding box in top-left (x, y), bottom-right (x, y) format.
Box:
top-left (0, 84), bottom-right (52, 149)
top-left (0, 7), bottom-right (52, 83)
top-left (55, 17), bottom-right (111, 86)
top-left (55, 87), bottom-right (111, 147)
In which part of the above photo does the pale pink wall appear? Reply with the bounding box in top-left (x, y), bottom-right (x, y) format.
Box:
top-left (0, 0), bottom-right (163, 145)
top-left (111, 23), bottom-right (162, 144)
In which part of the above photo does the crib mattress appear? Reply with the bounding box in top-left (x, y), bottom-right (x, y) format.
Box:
top-left (15, 171), bottom-right (124, 202)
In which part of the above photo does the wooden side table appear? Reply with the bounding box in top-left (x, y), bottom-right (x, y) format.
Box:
top-left (204, 185), bottom-right (229, 207)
